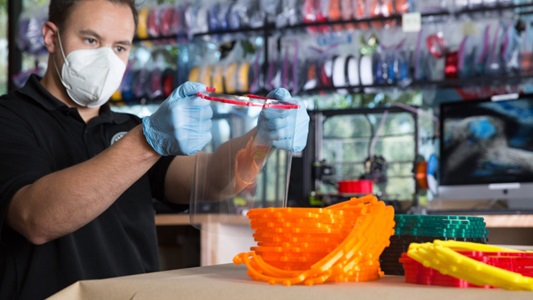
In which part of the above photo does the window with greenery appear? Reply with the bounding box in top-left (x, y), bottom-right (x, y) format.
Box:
top-left (320, 111), bottom-right (417, 202)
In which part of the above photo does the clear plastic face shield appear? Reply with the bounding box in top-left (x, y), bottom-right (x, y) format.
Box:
top-left (190, 90), bottom-right (298, 236)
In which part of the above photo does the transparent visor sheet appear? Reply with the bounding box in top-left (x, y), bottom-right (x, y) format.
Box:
top-left (190, 97), bottom-right (297, 236)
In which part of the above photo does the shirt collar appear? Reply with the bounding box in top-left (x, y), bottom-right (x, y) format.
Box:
top-left (18, 74), bottom-right (130, 124)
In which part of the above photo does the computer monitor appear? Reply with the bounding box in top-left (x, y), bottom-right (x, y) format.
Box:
top-left (438, 95), bottom-right (533, 209)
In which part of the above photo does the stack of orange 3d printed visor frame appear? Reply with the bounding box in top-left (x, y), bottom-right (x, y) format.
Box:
top-left (233, 195), bottom-right (395, 286)
top-left (402, 240), bottom-right (533, 290)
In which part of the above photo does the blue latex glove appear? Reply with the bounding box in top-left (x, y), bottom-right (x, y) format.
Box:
top-left (142, 82), bottom-right (213, 156)
top-left (256, 88), bottom-right (310, 152)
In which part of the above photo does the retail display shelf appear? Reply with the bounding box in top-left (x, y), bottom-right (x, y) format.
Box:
top-left (155, 213), bottom-right (249, 226)
top-left (132, 2), bottom-right (533, 42)
top-left (154, 212), bottom-right (533, 228)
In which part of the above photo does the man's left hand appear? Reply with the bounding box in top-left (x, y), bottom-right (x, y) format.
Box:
top-left (256, 88), bottom-right (310, 152)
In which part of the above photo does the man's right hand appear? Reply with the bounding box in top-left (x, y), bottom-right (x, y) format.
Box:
top-left (142, 81), bottom-right (213, 156)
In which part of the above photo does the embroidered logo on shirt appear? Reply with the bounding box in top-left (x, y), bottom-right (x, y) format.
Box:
top-left (111, 131), bottom-right (128, 145)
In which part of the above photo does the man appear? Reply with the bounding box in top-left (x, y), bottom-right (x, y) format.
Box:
top-left (0, 1), bottom-right (310, 299)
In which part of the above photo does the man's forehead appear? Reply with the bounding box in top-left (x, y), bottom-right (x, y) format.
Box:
top-left (64, 0), bottom-right (135, 26)
top-left (63, 1), bottom-right (135, 39)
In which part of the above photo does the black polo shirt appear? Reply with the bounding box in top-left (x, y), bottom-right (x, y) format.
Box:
top-left (0, 75), bottom-right (177, 300)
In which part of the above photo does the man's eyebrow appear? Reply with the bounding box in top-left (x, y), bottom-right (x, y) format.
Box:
top-left (116, 40), bottom-right (132, 46)
top-left (79, 29), bottom-right (101, 39)
top-left (79, 29), bottom-right (132, 46)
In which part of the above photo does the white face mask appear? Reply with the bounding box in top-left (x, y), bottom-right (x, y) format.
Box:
top-left (55, 31), bottom-right (127, 108)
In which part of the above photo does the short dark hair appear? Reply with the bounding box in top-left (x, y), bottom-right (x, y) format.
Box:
top-left (49, 0), bottom-right (138, 31)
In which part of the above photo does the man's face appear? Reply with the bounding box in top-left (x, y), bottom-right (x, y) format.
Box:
top-left (56, 0), bottom-right (135, 65)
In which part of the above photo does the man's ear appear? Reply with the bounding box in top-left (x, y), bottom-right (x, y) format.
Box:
top-left (42, 21), bottom-right (59, 53)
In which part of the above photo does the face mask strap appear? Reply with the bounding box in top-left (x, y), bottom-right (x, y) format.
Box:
top-left (55, 30), bottom-right (69, 67)
top-left (52, 29), bottom-right (72, 91)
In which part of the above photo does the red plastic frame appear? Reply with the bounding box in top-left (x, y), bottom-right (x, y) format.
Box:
top-left (197, 90), bottom-right (299, 110)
